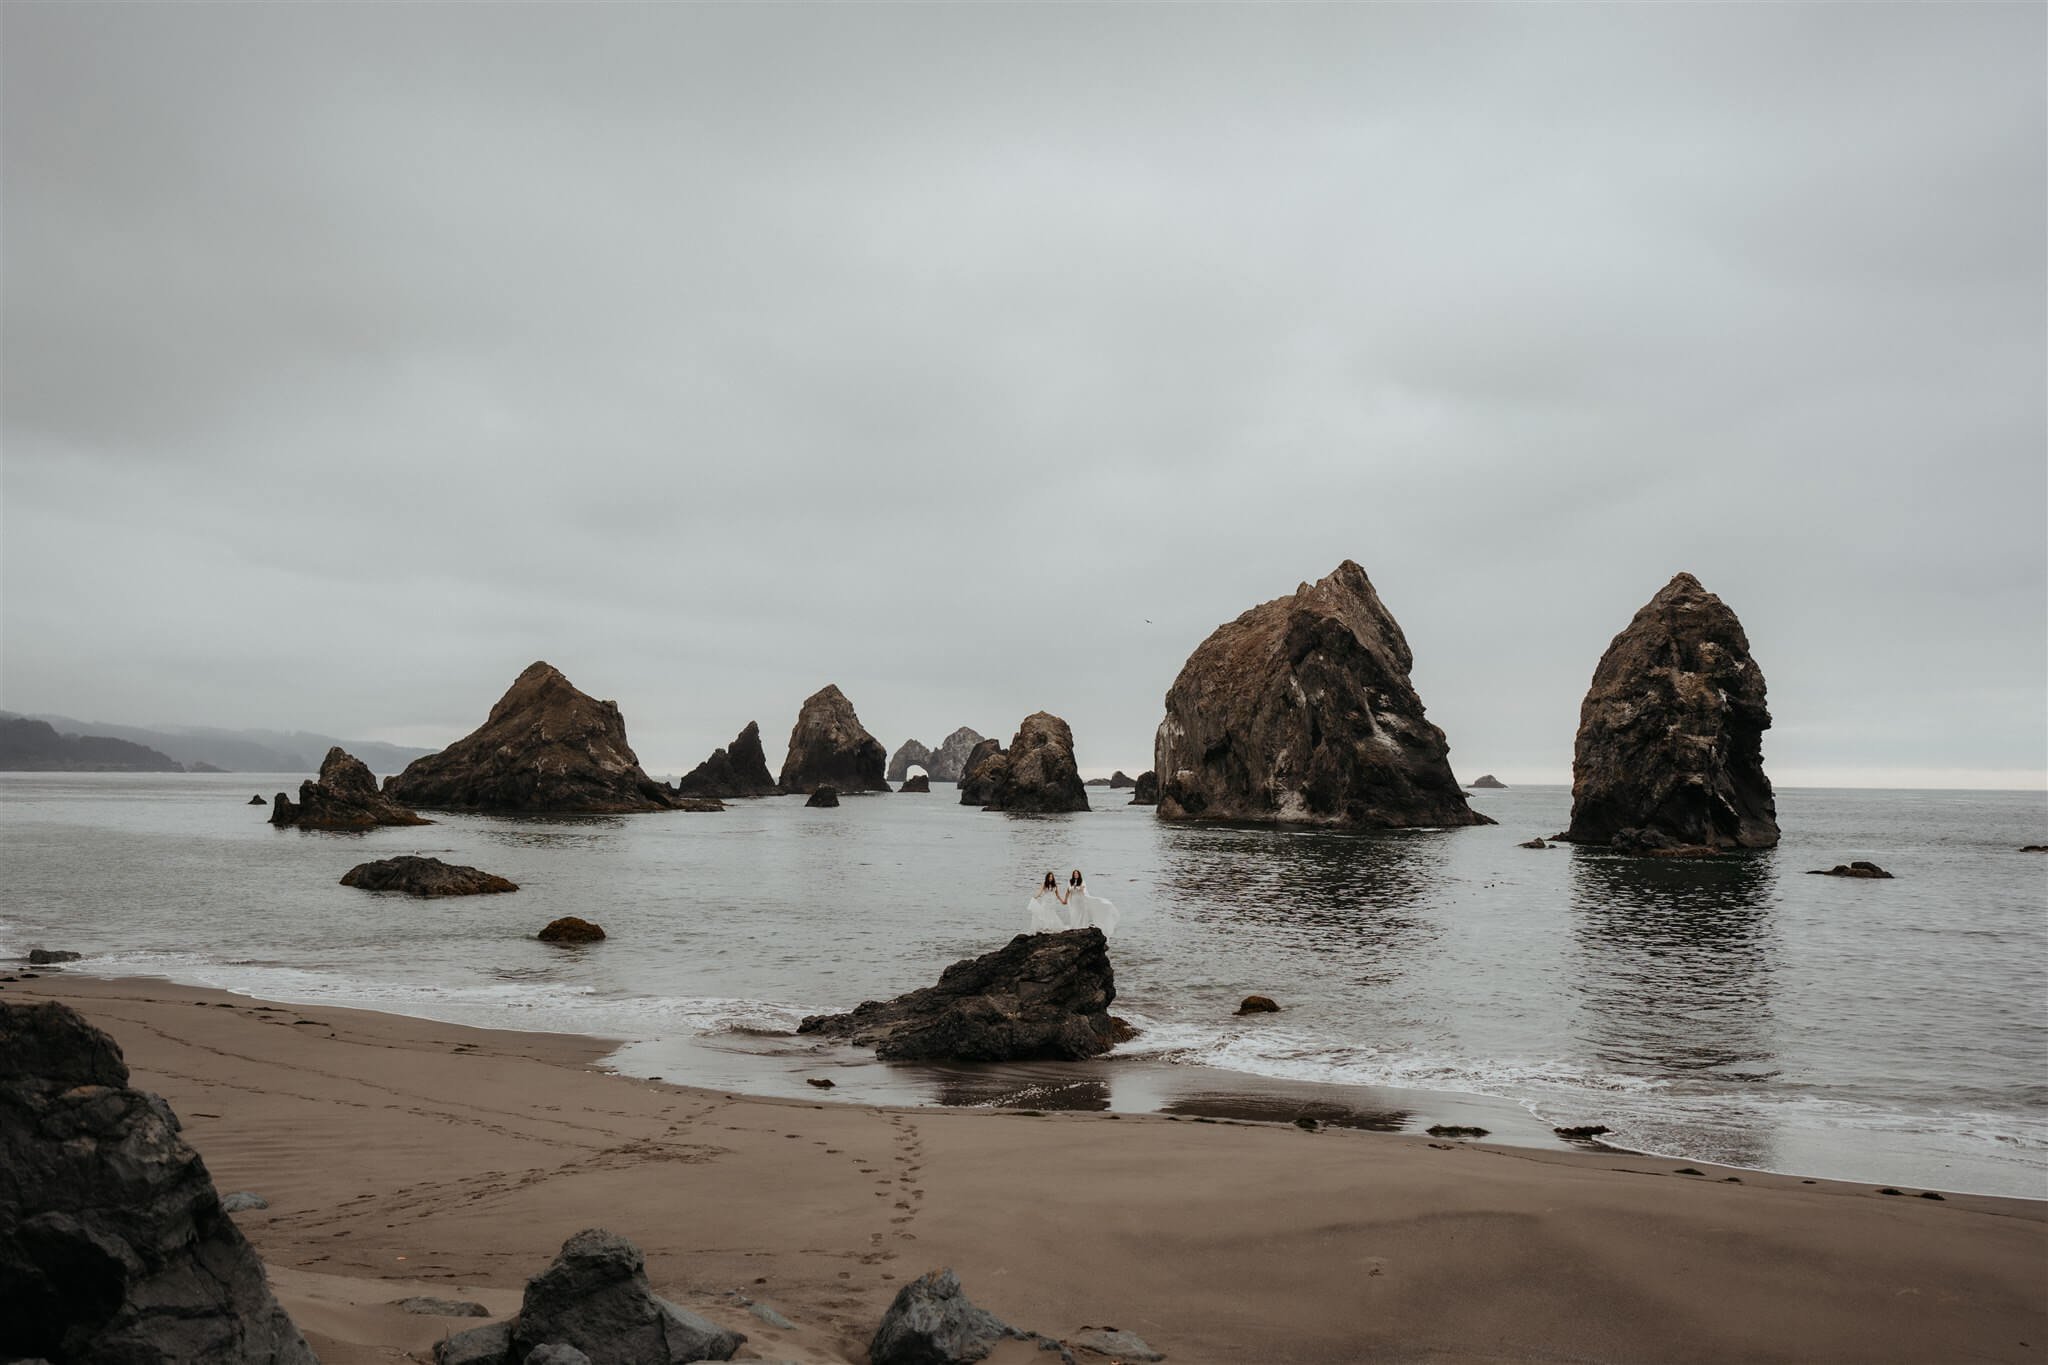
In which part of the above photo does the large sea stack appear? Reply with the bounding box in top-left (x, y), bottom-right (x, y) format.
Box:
top-left (672, 721), bottom-right (779, 799)
top-left (778, 685), bottom-right (888, 794)
top-left (979, 712), bottom-right (1089, 813)
top-left (0, 1000), bottom-right (317, 1364)
top-left (270, 746), bottom-right (429, 829)
top-left (1154, 561), bottom-right (1490, 829)
top-left (886, 738), bottom-right (933, 783)
top-left (1562, 573), bottom-right (1779, 850)
top-left (385, 662), bottom-right (676, 814)
top-left (956, 737), bottom-right (1007, 806)
top-left (926, 727), bottom-right (988, 783)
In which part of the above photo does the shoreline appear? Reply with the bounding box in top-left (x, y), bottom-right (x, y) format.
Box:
top-left (11, 971), bottom-right (2046, 1364)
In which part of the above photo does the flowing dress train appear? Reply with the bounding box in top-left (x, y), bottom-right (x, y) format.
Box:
top-left (1065, 882), bottom-right (1120, 936)
top-left (1026, 890), bottom-right (1069, 934)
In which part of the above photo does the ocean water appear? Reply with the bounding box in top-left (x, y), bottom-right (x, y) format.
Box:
top-left (2, 772), bottom-right (2043, 1197)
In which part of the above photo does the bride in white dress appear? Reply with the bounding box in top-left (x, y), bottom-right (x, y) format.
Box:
top-left (1026, 872), bottom-right (1069, 933)
top-left (1062, 868), bottom-right (1120, 936)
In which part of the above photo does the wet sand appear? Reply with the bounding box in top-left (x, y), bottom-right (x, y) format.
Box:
top-left (14, 973), bottom-right (2046, 1364)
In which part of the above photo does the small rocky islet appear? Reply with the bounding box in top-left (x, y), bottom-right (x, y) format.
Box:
top-left (270, 746), bottom-right (429, 830)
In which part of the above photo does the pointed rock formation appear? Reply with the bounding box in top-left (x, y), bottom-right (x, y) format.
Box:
top-left (269, 746), bottom-right (429, 829)
top-left (977, 712), bottom-right (1088, 813)
top-left (1154, 561), bottom-right (1490, 829)
top-left (1562, 573), bottom-right (1778, 850)
top-left (957, 737), bottom-right (1007, 806)
top-left (927, 727), bottom-right (988, 783)
top-left (672, 721), bottom-right (779, 799)
top-left (0, 1000), bottom-right (318, 1364)
top-left (886, 738), bottom-right (933, 783)
top-left (385, 662), bottom-right (675, 814)
top-left (778, 685), bottom-right (888, 794)
top-left (1108, 770), bottom-right (1136, 789)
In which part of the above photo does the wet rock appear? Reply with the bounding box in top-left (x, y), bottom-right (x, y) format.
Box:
top-left (869, 1268), bottom-right (1021, 1365)
top-left (220, 1191), bottom-right (269, 1212)
top-left (900, 774), bottom-right (931, 793)
top-left (778, 685), bottom-right (888, 794)
top-left (1155, 561), bottom-right (1490, 829)
top-left (887, 739), bottom-right (934, 784)
top-left (525, 1346), bottom-right (592, 1365)
top-left (1807, 862), bottom-right (1894, 879)
top-left (927, 727), bottom-right (989, 783)
top-left (26, 949), bottom-right (81, 964)
top-left (1108, 771), bottom-right (1136, 789)
top-left (1235, 995), bottom-right (1280, 1015)
top-left (271, 746), bottom-right (430, 830)
top-left (538, 917), bottom-right (606, 943)
top-left (387, 662), bottom-right (676, 814)
top-left (1129, 771), bottom-right (1159, 805)
top-left (395, 1295), bottom-right (489, 1317)
top-left (979, 713), bottom-right (1088, 814)
top-left (513, 1227), bottom-right (743, 1364)
top-left (798, 928), bottom-right (1129, 1062)
top-left (1518, 838), bottom-right (1549, 850)
top-left (435, 1319), bottom-right (513, 1365)
top-left (248, 794), bottom-right (266, 805)
top-left (1071, 1327), bottom-right (1164, 1361)
top-left (672, 722), bottom-right (778, 799)
top-left (1426, 1124), bottom-right (1490, 1138)
top-left (806, 785), bottom-right (841, 808)
top-left (957, 739), bottom-right (1007, 806)
top-left (340, 855), bottom-right (518, 897)
top-left (0, 999), bottom-right (317, 1365)
top-left (1552, 1125), bottom-right (1611, 1140)
top-left (1562, 574), bottom-right (1779, 851)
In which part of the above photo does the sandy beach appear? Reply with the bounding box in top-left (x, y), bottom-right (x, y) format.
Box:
top-left (12, 972), bottom-right (2045, 1365)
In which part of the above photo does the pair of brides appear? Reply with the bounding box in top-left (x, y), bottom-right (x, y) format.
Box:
top-left (1028, 869), bottom-right (1119, 936)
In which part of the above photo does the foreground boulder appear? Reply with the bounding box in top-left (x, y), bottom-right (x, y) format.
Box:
top-left (671, 721), bottom-right (778, 799)
top-left (870, 1269), bottom-right (1020, 1365)
top-left (978, 712), bottom-right (1088, 813)
top-left (1154, 561), bottom-right (1490, 829)
top-left (0, 1000), bottom-right (317, 1364)
top-left (271, 746), bottom-right (430, 830)
top-left (436, 1228), bottom-right (742, 1365)
top-left (341, 855), bottom-right (518, 897)
top-left (1130, 770), bottom-right (1159, 805)
top-left (798, 928), bottom-right (1128, 1062)
top-left (887, 738), bottom-right (934, 783)
top-left (386, 662), bottom-right (676, 814)
top-left (778, 685), bottom-right (888, 794)
top-left (956, 738), bottom-right (1007, 806)
top-left (1561, 574), bottom-right (1779, 851)
top-left (927, 727), bottom-right (988, 783)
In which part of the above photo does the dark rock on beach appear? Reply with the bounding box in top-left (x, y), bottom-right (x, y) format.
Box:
top-left (27, 949), bottom-right (81, 964)
top-left (437, 1320), bottom-right (514, 1365)
top-left (0, 999), bottom-right (317, 1365)
top-left (1130, 770), bottom-right (1159, 805)
top-left (1071, 1327), bottom-right (1165, 1362)
top-left (1553, 1125), bottom-right (1612, 1141)
top-left (220, 1190), bottom-right (269, 1212)
top-left (957, 737), bottom-right (1007, 806)
top-left (341, 855), bottom-right (518, 897)
top-left (671, 721), bottom-right (778, 799)
top-left (1468, 774), bottom-right (1507, 789)
top-left (396, 1293), bottom-right (489, 1317)
top-left (927, 727), bottom-right (988, 784)
top-left (1808, 862), bottom-right (1894, 879)
top-left (979, 712), bottom-right (1089, 813)
top-left (887, 738), bottom-right (934, 784)
top-left (798, 928), bottom-right (1130, 1062)
top-left (869, 1268), bottom-right (1021, 1365)
top-left (1154, 561), bottom-right (1490, 830)
top-left (900, 774), bottom-right (931, 793)
top-left (806, 785), bottom-right (841, 808)
top-left (1562, 573), bottom-right (1779, 851)
top-left (538, 917), bottom-right (606, 943)
top-left (1426, 1124), bottom-right (1490, 1138)
top-left (779, 685), bottom-right (888, 794)
top-left (386, 662), bottom-right (677, 814)
top-left (271, 746), bottom-right (430, 830)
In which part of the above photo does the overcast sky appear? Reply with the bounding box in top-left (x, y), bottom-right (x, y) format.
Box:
top-left (4, 4), bottom-right (2043, 786)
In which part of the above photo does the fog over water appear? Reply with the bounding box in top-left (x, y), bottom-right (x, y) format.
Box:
top-left (3, 5), bottom-right (2043, 787)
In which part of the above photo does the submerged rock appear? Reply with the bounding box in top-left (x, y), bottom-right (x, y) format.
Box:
top-left (386, 662), bottom-right (677, 814)
top-left (1129, 770), bottom-right (1159, 805)
top-left (0, 1000), bottom-right (317, 1365)
top-left (1808, 862), bottom-right (1894, 879)
top-left (538, 917), bottom-right (606, 943)
top-left (979, 712), bottom-right (1089, 814)
top-left (672, 721), bottom-right (779, 799)
top-left (1562, 574), bottom-right (1779, 851)
top-left (340, 855), bottom-right (518, 897)
top-left (869, 1269), bottom-right (1020, 1365)
top-left (900, 774), bottom-right (931, 793)
top-left (956, 738), bottom-right (1007, 807)
top-left (887, 738), bottom-right (934, 784)
top-left (926, 727), bottom-right (988, 783)
top-left (778, 685), bottom-right (888, 794)
top-left (1154, 561), bottom-right (1490, 829)
top-left (805, 785), bottom-right (841, 808)
top-left (798, 928), bottom-right (1129, 1062)
top-left (271, 746), bottom-right (430, 830)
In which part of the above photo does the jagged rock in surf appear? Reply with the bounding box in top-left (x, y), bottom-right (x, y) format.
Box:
top-left (1154, 561), bottom-right (1490, 829)
top-left (926, 727), bottom-right (988, 783)
top-left (886, 738), bottom-right (933, 783)
top-left (269, 746), bottom-right (429, 830)
top-left (385, 662), bottom-right (676, 814)
top-left (978, 712), bottom-right (1089, 814)
top-left (956, 738), bottom-right (1007, 807)
top-left (778, 685), bottom-right (888, 794)
top-left (1561, 573), bottom-right (1779, 851)
top-left (0, 1000), bottom-right (317, 1365)
top-left (672, 721), bottom-right (779, 799)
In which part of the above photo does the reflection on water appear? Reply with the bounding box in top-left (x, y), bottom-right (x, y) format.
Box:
top-left (473, 821), bottom-right (625, 849)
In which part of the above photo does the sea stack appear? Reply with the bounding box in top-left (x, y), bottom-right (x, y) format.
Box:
top-left (1562, 573), bottom-right (1778, 850)
top-left (926, 727), bottom-right (988, 783)
top-left (1154, 561), bottom-right (1490, 829)
top-left (672, 721), bottom-right (779, 799)
top-left (957, 737), bottom-right (1007, 806)
top-left (384, 662), bottom-right (676, 814)
top-left (886, 738), bottom-right (933, 783)
top-left (977, 712), bottom-right (1089, 813)
top-left (270, 747), bottom-right (429, 829)
top-left (778, 685), bottom-right (888, 794)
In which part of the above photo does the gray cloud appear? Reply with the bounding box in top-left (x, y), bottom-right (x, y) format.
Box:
top-left (4, 4), bottom-right (2042, 784)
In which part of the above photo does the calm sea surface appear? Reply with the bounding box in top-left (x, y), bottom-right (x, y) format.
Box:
top-left (2, 773), bottom-right (2043, 1197)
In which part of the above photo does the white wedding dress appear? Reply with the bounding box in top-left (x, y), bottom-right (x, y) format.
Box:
top-left (1026, 888), bottom-right (1068, 933)
top-left (1063, 880), bottom-right (1120, 936)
